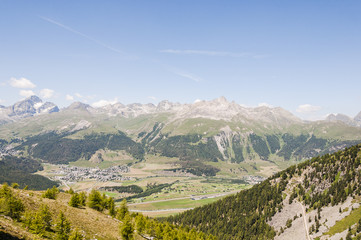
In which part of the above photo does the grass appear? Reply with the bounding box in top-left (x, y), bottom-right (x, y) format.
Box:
top-left (100, 191), bottom-right (119, 198)
top-left (1, 186), bottom-right (122, 240)
top-left (131, 196), bottom-right (222, 210)
top-left (324, 206), bottom-right (361, 236)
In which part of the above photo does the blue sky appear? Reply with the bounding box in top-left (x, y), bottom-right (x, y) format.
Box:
top-left (0, 1), bottom-right (360, 120)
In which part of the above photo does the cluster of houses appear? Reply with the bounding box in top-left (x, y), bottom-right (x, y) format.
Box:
top-left (52, 165), bottom-right (131, 183)
top-left (243, 175), bottom-right (266, 185)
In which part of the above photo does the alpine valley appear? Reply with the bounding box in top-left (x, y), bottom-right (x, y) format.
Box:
top-left (1, 96), bottom-right (361, 239)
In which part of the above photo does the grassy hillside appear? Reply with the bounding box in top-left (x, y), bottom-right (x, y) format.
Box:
top-left (0, 185), bottom-right (214, 240)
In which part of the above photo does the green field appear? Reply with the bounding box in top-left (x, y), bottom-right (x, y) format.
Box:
top-left (129, 196), bottom-right (223, 211)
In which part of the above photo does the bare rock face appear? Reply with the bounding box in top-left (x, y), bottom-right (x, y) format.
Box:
top-left (0, 96), bottom-right (59, 124)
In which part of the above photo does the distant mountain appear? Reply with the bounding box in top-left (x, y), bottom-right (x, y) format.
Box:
top-left (1, 97), bottom-right (361, 174)
top-left (326, 112), bottom-right (361, 127)
top-left (0, 95), bottom-right (59, 124)
top-left (167, 144), bottom-right (361, 240)
top-left (91, 96), bottom-right (301, 124)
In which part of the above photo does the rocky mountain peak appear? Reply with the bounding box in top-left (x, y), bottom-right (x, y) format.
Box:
top-left (0, 96), bottom-right (59, 124)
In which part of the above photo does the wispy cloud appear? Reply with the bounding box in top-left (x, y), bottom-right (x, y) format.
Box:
top-left (161, 49), bottom-right (268, 59)
top-left (296, 104), bottom-right (321, 114)
top-left (148, 96), bottom-right (157, 101)
top-left (39, 16), bottom-right (124, 55)
top-left (174, 71), bottom-right (203, 82)
top-left (10, 77), bottom-right (36, 89)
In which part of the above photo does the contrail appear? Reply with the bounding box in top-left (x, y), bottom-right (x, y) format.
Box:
top-left (39, 16), bottom-right (123, 55)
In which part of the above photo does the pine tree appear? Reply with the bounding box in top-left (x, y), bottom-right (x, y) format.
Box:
top-left (87, 190), bottom-right (103, 211)
top-left (135, 215), bottom-right (146, 235)
top-left (120, 214), bottom-right (134, 240)
top-left (108, 197), bottom-right (116, 217)
top-left (69, 193), bottom-right (80, 208)
top-left (79, 192), bottom-right (86, 206)
top-left (55, 211), bottom-right (71, 240)
top-left (117, 199), bottom-right (129, 220)
top-left (0, 184), bottom-right (24, 220)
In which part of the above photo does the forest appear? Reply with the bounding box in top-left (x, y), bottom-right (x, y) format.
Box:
top-left (17, 131), bottom-right (144, 164)
top-left (166, 144), bottom-right (361, 239)
top-left (0, 156), bottom-right (58, 190)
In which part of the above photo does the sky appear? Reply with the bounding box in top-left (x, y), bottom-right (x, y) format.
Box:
top-left (0, 1), bottom-right (360, 120)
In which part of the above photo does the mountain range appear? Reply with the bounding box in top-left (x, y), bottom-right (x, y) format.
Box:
top-left (0, 96), bottom-right (361, 181)
top-left (1, 95), bottom-right (360, 128)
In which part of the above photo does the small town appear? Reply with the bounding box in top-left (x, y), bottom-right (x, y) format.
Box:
top-left (51, 164), bottom-right (131, 183)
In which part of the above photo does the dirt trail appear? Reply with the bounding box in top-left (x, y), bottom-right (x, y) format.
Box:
top-left (299, 201), bottom-right (311, 240)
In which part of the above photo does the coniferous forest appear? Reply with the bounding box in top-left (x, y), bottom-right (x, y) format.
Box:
top-left (166, 144), bottom-right (361, 239)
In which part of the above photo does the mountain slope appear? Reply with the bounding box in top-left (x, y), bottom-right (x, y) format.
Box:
top-left (166, 144), bottom-right (361, 240)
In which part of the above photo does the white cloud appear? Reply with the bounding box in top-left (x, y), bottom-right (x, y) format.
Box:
top-left (66, 94), bottom-right (74, 101)
top-left (19, 90), bottom-right (35, 98)
top-left (0, 99), bottom-right (5, 104)
top-left (92, 98), bottom-right (118, 108)
top-left (175, 71), bottom-right (202, 82)
top-left (10, 77), bottom-right (36, 89)
top-left (258, 102), bottom-right (274, 108)
top-left (40, 88), bottom-right (54, 99)
top-left (148, 96), bottom-right (157, 101)
top-left (194, 99), bottom-right (202, 103)
top-left (75, 93), bottom-right (83, 98)
top-left (296, 104), bottom-right (321, 113)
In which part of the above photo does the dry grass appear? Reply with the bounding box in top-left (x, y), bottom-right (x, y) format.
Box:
top-left (8, 188), bottom-right (122, 240)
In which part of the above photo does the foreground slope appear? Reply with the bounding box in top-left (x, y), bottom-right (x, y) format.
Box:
top-left (0, 185), bottom-right (214, 240)
top-left (166, 144), bottom-right (361, 240)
